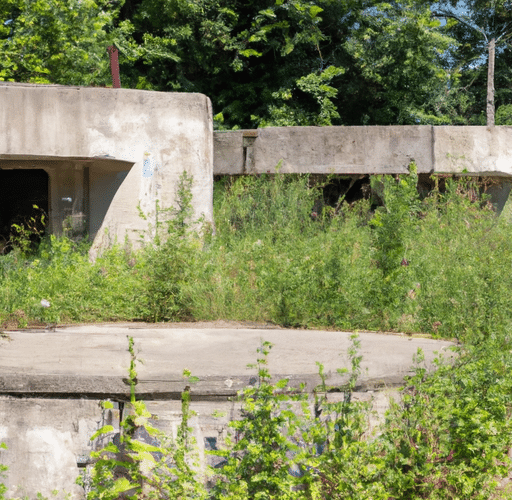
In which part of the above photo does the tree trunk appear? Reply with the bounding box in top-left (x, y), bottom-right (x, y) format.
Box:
top-left (487, 37), bottom-right (495, 126)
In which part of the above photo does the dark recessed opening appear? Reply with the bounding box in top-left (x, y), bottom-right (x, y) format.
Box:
top-left (0, 169), bottom-right (49, 254)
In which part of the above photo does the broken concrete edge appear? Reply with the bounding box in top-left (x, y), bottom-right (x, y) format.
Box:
top-left (0, 372), bottom-right (418, 401)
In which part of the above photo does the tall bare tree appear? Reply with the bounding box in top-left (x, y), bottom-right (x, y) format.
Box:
top-left (433, 0), bottom-right (512, 126)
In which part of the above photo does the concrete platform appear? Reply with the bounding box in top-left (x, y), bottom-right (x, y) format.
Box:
top-left (0, 323), bottom-right (455, 399)
top-left (0, 322), bottom-right (456, 497)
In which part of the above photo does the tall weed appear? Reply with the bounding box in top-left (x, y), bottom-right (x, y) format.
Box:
top-left (1, 169), bottom-right (512, 342)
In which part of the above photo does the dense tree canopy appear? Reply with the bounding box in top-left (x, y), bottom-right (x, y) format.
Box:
top-left (1, 0), bottom-right (511, 127)
top-left (0, 0), bottom-right (134, 86)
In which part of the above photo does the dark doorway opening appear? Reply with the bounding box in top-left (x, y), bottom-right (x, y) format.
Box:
top-left (0, 169), bottom-right (49, 254)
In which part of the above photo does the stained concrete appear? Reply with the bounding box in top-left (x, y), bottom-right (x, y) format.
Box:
top-left (0, 82), bottom-right (213, 256)
top-left (0, 324), bottom-right (454, 497)
top-left (213, 126), bottom-right (512, 176)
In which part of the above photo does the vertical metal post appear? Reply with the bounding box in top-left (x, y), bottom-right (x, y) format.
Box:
top-left (107, 45), bottom-right (121, 88)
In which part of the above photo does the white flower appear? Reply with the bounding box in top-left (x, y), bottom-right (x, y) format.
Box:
top-left (40, 299), bottom-right (51, 308)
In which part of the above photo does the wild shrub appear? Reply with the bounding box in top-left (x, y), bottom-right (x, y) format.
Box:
top-left (0, 234), bottom-right (143, 328)
top-left (296, 335), bottom-right (389, 500)
top-left (209, 341), bottom-right (307, 499)
top-left (137, 171), bottom-right (203, 322)
top-left (379, 340), bottom-right (512, 499)
top-left (75, 336), bottom-right (512, 499)
top-left (79, 336), bottom-right (206, 500)
top-left (0, 443), bottom-right (7, 500)
top-left (1, 168), bottom-right (512, 340)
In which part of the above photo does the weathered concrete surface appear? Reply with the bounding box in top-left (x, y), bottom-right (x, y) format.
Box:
top-left (0, 397), bottom-right (104, 498)
top-left (433, 126), bottom-right (512, 176)
top-left (214, 130), bottom-right (244, 175)
top-left (213, 125), bottom-right (512, 177)
top-left (0, 324), bottom-right (454, 497)
top-left (0, 324), bottom-right (454, 397)
top-left (0, 82), bottom-right (213, 254)
top-left (215, 126), bottom-right (434, 175)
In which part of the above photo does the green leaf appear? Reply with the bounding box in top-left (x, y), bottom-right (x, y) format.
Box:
top-left (113, 478), bottom-right (139, 495)
top-left (90, 425), bottom-right (115, 441)
top-left (309, 5), bottom-right (323, 18)
top-left (240, 49), bottom-right (262, 58)
top-left (275, 378), bottom-right (289, 389)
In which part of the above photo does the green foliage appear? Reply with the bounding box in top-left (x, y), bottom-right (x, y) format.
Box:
top-left (210, 340), bottom-right (306, 499)
top-left (430, 0), bottom-right (512, 125)
top-left (2, 0), bottom-right (512, 125)
top-left (78, 336), bottom-right (206, 499)
top-left (116, 0), bottom-right (455, 127)
top-left (380, 341), bottom-right (512, 499)
top-left (0, 443), bottom-right (7, 500)
top-left (137, 171), bottom-right (203, 322)
top-left (0, 234), bottom-right (143, 328)
top-left (0, 0), bottom-right (134, 85)
top-left (496, 103), bottom-right (512, 124)
top-left (4, 170), bottom-right (512, 340)
top-left (370, 163), bottom-right (420, 276)
top-left (297, 335), bottom-right (389, 500)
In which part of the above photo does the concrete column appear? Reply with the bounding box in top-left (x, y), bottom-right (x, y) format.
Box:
top-left (71, 162), bottom-right (89, 237)
top-left (46, 167), bottom-right (61, 236)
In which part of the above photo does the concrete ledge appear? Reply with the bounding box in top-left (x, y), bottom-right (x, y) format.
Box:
top-left (0, 371), bottom-right (413, 401)
top-left (214, 131), bottom-right (244, 174)
top-left (0, 326), bottom-right (455, 400)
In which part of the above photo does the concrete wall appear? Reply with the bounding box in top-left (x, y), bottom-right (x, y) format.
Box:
top-left (214, 126), bottom-right (512, 176)
top-left (0, 397), bottom-right (103, 498)
top-left (0, 82), bottom-right (213, 255)
top-left (0, 391), bottom-right (397, 498)
top-left (0, 324), bottom-right (454, 498)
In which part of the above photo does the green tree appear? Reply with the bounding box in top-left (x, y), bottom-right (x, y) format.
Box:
top-left (118, 0), bottom-right (453, 128)
top-left (338, 0), bottom-right (454, 125)
top-left (0, 0), bottom-right (133, 85)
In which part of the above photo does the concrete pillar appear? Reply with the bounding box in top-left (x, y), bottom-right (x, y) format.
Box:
top-left (46, 167), bottom-right (61, 236)
top-left (71, 162), bottom-right (89, 237)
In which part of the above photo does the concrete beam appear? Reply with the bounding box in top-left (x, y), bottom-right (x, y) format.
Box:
top-left (213, 126), bottom-right (512, 177)
top-left (433, 126), bottom-right (512, 176)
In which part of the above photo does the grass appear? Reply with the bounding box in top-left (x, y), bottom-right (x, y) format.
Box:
top-left (1, 170), bottom-right (511, 343)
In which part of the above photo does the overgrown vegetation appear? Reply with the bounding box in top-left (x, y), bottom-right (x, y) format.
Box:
top-left (1, 169), bottom-right (512, 342)
top-left (62, 337), bottom-right (512, 497)
top-left (78, 336), bottom-right (206, 500)
top-left (2, 160), bottom-right (512, 497)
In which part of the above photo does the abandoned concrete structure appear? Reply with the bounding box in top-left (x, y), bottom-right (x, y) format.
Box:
top-left (1, 82), bottom-right (512, 255)
top-left (0, 325), bottom-right (454, 498)
top-left (214, 125), bottom-right (512, 212)
top-left (1, 83), bottom-right (512, 496)
top-left (0, 82), bottom-right (213, 256)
